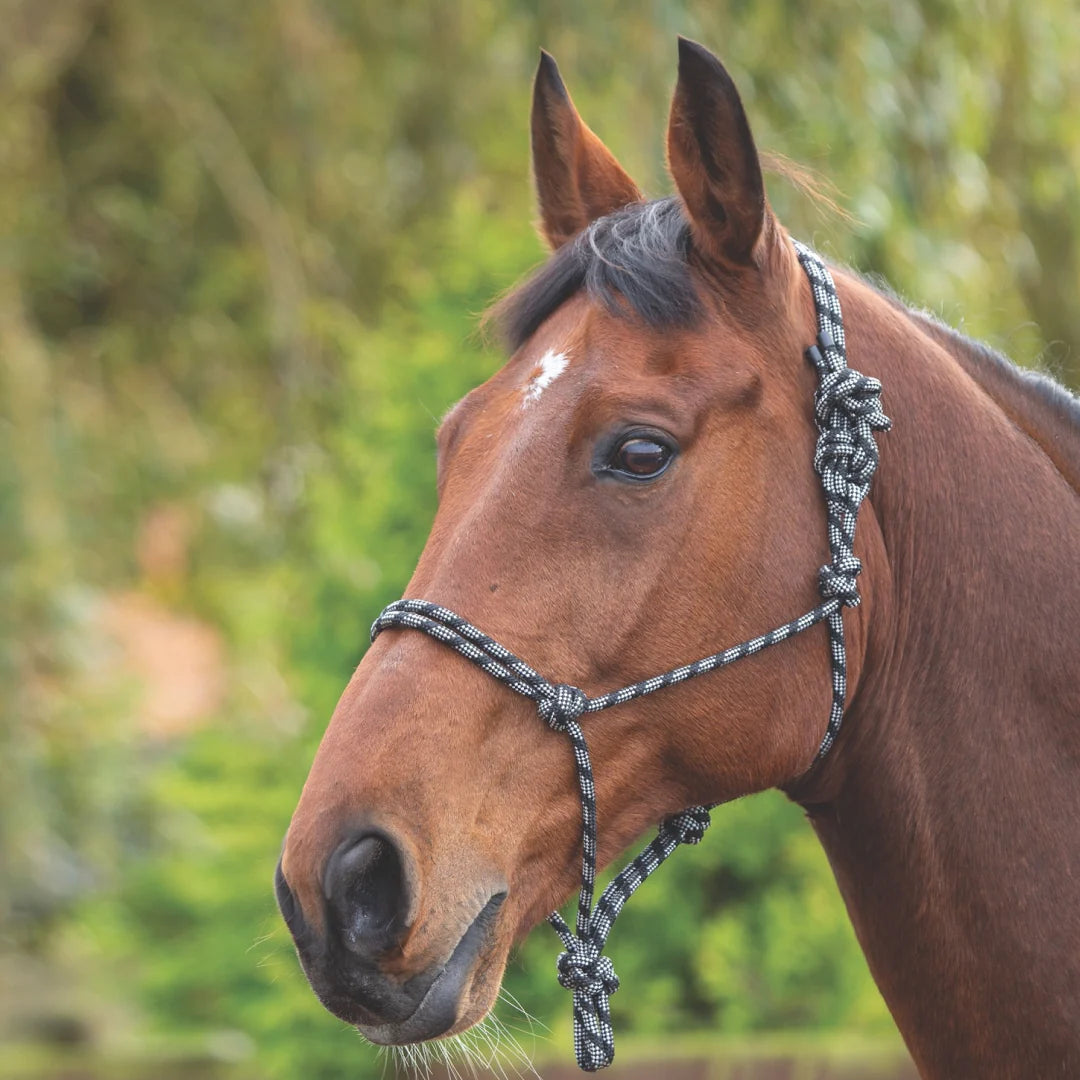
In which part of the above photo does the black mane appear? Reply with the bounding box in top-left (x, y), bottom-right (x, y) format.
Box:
top-left (491, 197), bottom-right (701, 350)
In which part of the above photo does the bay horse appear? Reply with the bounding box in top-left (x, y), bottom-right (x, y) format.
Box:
top-left (276, 38), bottom-right (1080, 1078)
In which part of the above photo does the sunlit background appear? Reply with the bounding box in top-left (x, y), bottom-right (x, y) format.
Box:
top-left (3, 1), bottom-right (1078, 1077)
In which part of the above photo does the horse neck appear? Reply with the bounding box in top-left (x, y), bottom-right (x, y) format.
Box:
top-left (793, 273), bottom-right (1080, 1078)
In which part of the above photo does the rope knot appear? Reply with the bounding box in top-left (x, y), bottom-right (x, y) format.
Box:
top-left (537, 683), bottom-right (588, 732)
top-left (813, 428), bottom-right (855, 477)
top-left (819, 557), bottom-right (862, 607)
top-left (816, 368), bottom-right (872, 418)
top-left (663, 806), bottom-right (711, 846)
top-left (556, 939), bottom-right (619, 997)
top-left (816, 369), bottom-right (889, 433)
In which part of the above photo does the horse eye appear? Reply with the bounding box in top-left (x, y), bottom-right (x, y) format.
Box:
top-left (610, 436), bottom-right (674, 480)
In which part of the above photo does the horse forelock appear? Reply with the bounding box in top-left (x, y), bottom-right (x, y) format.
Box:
top-left (489, 197), bottom-right (703, 352)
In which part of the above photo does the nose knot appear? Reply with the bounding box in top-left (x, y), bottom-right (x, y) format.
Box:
top-left (663, 806), bottom-right (712, 846)
top-left (819, 557), bottom-right (863, 607)
top-left (556, 940), bottom-right (619, 997)
top-left (537, 683), bottom-right (588, 733)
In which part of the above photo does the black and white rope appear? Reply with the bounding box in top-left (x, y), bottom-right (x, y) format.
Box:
top-left (369, 240), bottom-right (889, 1071)
top-left (792, 239), bottom-right (891, 754)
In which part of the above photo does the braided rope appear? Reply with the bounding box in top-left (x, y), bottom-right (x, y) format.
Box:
top-left (368, 241), bottom-right (889, 1070)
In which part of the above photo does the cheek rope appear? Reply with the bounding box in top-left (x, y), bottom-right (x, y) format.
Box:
top-left (370, 241), bottom-right (889, 1071)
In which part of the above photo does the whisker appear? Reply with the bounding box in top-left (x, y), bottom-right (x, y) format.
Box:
top-left (497, 988), bottom-right (548, 1034)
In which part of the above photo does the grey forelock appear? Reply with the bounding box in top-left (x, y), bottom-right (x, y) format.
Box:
top-left (495, 197), bottom-right (701, 351)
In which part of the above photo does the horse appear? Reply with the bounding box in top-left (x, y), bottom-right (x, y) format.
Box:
top-left (275, 38), bottom-right (1080, 1078)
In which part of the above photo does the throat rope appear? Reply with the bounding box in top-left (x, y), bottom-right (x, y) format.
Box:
top-left (370, 240), bottom-right (890, 1071)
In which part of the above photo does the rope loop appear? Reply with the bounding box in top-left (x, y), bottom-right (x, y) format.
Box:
top-left (538, 683), bottom-right (588, 732)
top-left (556, 937), bottom-right (619, 1072)
top-left (662, 806), bottom-right (712, 846)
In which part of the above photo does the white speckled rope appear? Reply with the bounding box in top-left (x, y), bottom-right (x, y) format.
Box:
top-left (370, 241), bottom-right (890, 1071)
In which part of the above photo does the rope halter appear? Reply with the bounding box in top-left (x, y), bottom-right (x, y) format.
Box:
top-left (369, 239), bottom-right (890, 1070)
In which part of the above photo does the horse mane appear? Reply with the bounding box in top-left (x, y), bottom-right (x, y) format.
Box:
top-left (908, 307), bottom-right (1080, 430)
top-left (872, 288), bottom-right (1080, 492)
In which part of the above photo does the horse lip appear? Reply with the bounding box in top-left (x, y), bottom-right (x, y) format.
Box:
top-left (357, 890), bottom-right (507, 1045)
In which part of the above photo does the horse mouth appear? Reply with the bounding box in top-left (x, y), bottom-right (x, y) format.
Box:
top-left (356, 891), bottom-right (507, 1045)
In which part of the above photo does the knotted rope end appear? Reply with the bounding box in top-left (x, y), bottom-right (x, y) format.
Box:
top-left (555, 937), bottom-right (619, 1071)
top-left (556, 941), bottom-right (619, 996)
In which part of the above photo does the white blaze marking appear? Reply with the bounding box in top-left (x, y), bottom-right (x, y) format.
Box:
top-left (522, 349), bottom-right (569, 407)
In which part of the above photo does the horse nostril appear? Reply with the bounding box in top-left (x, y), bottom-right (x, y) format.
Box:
top-left (323, 832), bottom-right (409, 957)
top-left (275, 858), bottom-right (309, 942)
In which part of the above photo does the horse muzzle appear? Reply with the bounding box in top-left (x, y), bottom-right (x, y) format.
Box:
top-left (274, 829), bottom-right (506, 1043)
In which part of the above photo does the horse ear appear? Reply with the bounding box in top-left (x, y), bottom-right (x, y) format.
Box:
top-left (667, 38), bottom-right (767, 267)
top-left (531, 50), bottom-right (642, 250)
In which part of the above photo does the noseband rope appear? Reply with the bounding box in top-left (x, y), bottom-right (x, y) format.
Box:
top-left (370, 240), bottom-right (890, 1071)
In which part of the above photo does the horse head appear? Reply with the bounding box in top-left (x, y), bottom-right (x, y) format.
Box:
top-left (275, 38), bottom-right (876, 1051)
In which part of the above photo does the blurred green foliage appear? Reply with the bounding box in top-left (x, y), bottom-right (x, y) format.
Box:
top-left (2, 0), bottom-right (1077, 1076)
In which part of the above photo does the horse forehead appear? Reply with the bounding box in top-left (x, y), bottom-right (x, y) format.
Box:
top-left (449, 298), bottom-right (750, 446)
top-left (528, 310), bottom-right (758, 412)
top-left (515, 301), bottom-right (723, 392)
